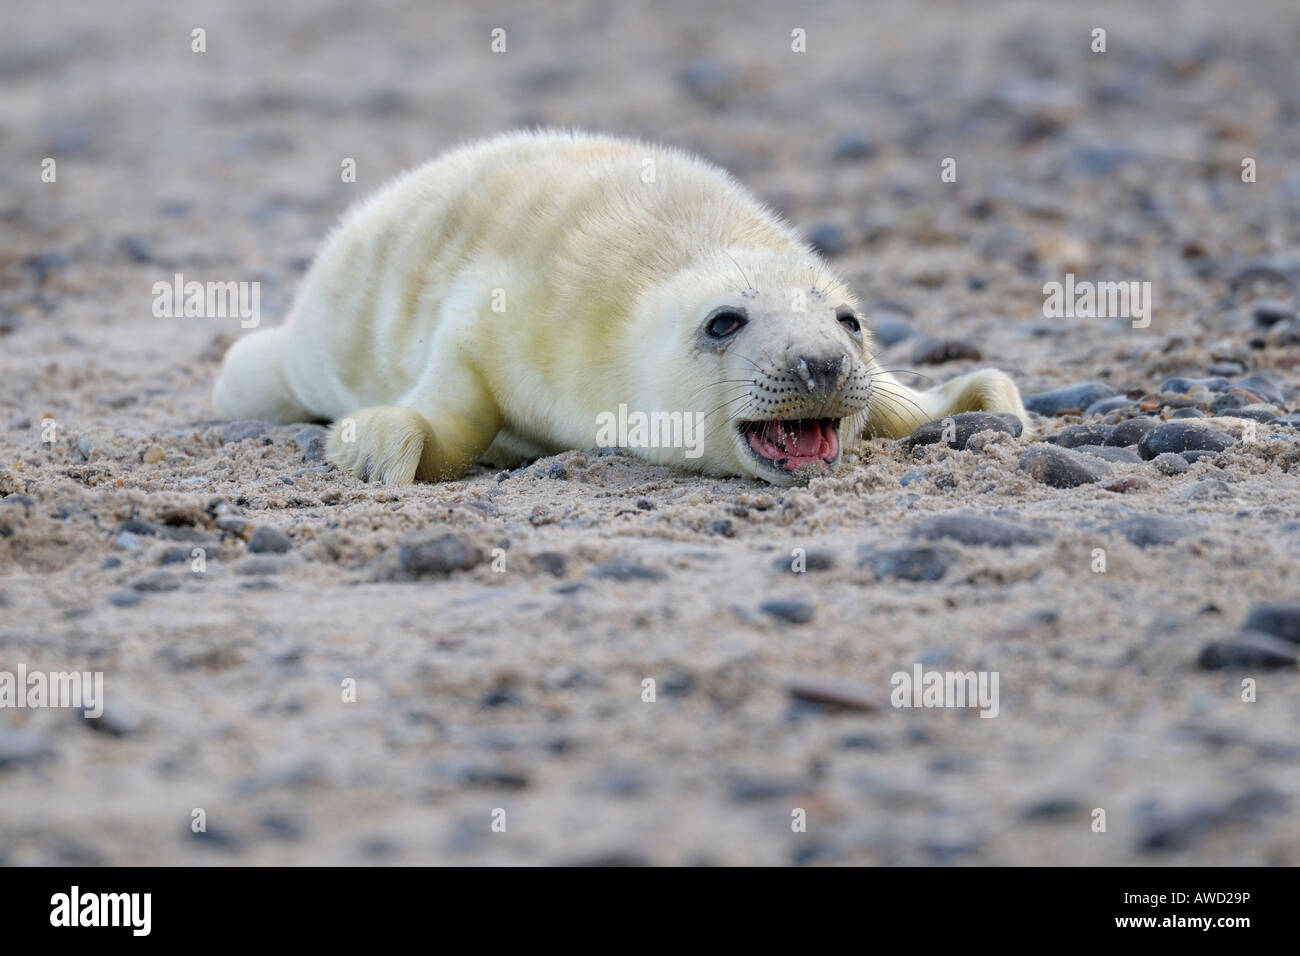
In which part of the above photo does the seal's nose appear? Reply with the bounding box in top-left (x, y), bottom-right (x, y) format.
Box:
top-left (794, 354), bottom-right (848, 396)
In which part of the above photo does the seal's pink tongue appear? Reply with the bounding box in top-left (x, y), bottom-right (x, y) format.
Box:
top-left (760, 420), bottom-right (822, 457)
top-left (745, 419), bottom-right (839, 470)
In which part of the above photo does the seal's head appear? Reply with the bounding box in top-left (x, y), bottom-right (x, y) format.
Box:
top-left (644, 250), bottom-right (875, 486)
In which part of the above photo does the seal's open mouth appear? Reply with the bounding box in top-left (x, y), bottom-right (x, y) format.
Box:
top-left (739, 418), bottom-right (841, 472)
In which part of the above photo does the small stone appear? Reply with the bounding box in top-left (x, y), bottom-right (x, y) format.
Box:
top-left (1101, 475), bottom-right (1150, 493)
top-left (589, 561), bottom-right (667, 582)
top-left (911, 513), bottom-right (1049, 547)
top-left (546, 462), bottom-right (568, 480)
top-left (1168, 407), bottom-right (1205, 419)
top-left (79, 705), bottom-right (137, 737)
top-left (1160, 376), bottom-right (1231, 395)
top-left (0, 730), bottom-right (53, 769)
top-left (1197, 632), bottom-right (1298, 670)
top-left (1137, 422), bottom-right (1234, 460)
top-left (1018, 444), bottom-right (1112, 487)
top-left (236, 556), bottom-right (287, 575)
top-left (871, 314), bottom-right (914, 347)
top-left (1217, 407), bottom-right (1277, 423)
top-left (1083, 395), bottom-right (1137, 416)
top-left (710, 519), bottom-right (734, 537)
top-left (289, 424), bottom-right (328, 462)
top-left (784, 676), bottom-right (879, 712)
top-left (859, 545), bottom-right (954, 581)
top-left (1151, 452), bottom-right (1189, 475)
top-left (1073, 444), bottom-right (1142, 463)
top-left (531, 552), bottom-right (567, 576)
top-left (247, 526), bottom-right (292, 554)
top-left (397, 533), bottom-right (484, 578)
top-left (219, 420), bottom-right (271, 443)
top-left (1251, 299), bottom-right (1295, 328)
top-left (832, 134), bottom-right (876, 161)
top-left (1105, 417), bottom-right (1158, 446)
top-left (141, 445), bottom-right (164, 464)
top-left (910, 338), bottom-right (982, 365)
top-left (107, 590), bottom-right (142, 607)
top-left (905, 411), bottom-right (1022, 450)
top-left (773, 548), bottom-right (835, 573)
top-left (808, 223), bottom-right (847, 258)
top-left (1047, 424), bottom-right (1115, 448)
top-left (1242, 604), bottom-right (1300, 645)
top-left (130, 571), bottom-right (179, 592)
top-left (1233, 374), bottom-right (1285, 407)
top-left (1100, 515), bottom-right (1191, 548)
top-left (1023, 382), bottom-right (1115, 417)
top-left (1181, 479), bottom-right (1232, 500)
top-left (760, 599), bottom-right (815, 624)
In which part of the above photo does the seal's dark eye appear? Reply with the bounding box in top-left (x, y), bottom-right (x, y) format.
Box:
top-left (837, 311), bottom-right (861, 334)
top-left (704, 308), bottom-right (748, 339)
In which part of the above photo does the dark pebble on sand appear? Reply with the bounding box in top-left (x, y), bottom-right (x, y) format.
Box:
top-left (1100, 515), bottom-right (1191, 548)
top-left (1217, 407), bottom-right (1277, 423)
top-left (589, 561), bottom-right (667, 582)
top-left (1105, 417), bottom-right (1158, 446)
top-left (247, 526), bottom-right (292, 554)
top-left (1242, 603), bottom-right (1300, 645)
top-left (1018, 444), bottom-right (1112, 487)
top-left (1047, 424), bottom-right (1115, 448)
top-left (832, 134), bottom-right (876, 161)
top-left (1151, 452), bottom-right (1189, 475)
top-left (910, 337), bottom-right (982, 365)
top-left (0, 730), bottom-right (54, 769)
top-left (1083, 395), bottom-right (1137, 416)
top-left (1160, 376), bottom-right (1231, 395)
top-left (219, 420), bottom-right (271, 444)
top-left (773, 548), bottom-right (835, 573)
top-left (911, 513), bottom-right (1049, 548)
top-left (906, 411), bottom-right (1021, 450)
top-left (1075, 445), bottom-right (1141, 463)
top-left (808, 223), bottom-right (847, 258)
top-left (760, 599), bottom-right (815, 624)
top-left (129, 571), bottom-right (179, 592)
top-left (1136, 422), bottom-right (1234, 460)
top-left (1168, 407), bottom-right (1205, 419)
top-left (872, 315), bottom-right (913, 347)
top-left (859, 544), bottom-right (954, 581)
top-left (531, 552), bottom-right (568, 576)
top-left (1197, 632), bottom-right (1298, 670)
top-left (1252, 299), bottom-right (1295, 328)
top-left (1233, 374), bottom-right (1285, 407)
top-left (1023, 382), bottom-right (1114, 416)
top-left (397, 533), bottom-right (484, 578)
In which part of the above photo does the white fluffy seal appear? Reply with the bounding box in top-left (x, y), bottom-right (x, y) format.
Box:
top-left (213, 130), bottom-right (1028, 486)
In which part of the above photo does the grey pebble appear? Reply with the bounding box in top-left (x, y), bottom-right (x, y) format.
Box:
top-left (1083, 395), bottom-right (1137, 416)
top-left (760, 599), bottom-right (815, 624)
top-left (130, 571), bottom-right (179, 592)
top-left (860, 544), bottom-right (954, 581)
top-left (1073, 444), bottom-right (1142, 463)
top-left (247, 526), bottom-right (292, 554)
top-left (219, 420), bottom-right (271, 444)
top-left (1047, 424), bottom-right (1115, 448)
top-left (397, 533), bottom-right (484, 578)
top-left (1242, 603), bottom-right (1300, 645)
top-left (1137, 422), bottom-right (1235, 459)
top-left (1105, 417), bottom-right (1158, 446)
top-left (1168, 407), bottom-right (1206, 419)
top-left (1160, 376), bottom-right (1231, 394)
top-left (1018, 443), bottom-right (1112, 487)
top-left (906, 411), bottom-right (1022, 450)
top-left (911, 513), bottom-right (1049, 547)
top-left (808, 223), bottom-right (847, 258)
top-left (0, 730), bottom-right (54, 769)
top-left (236, 556), bottom-right (288, 576)
top-left (589, 561), bottom-right (667, 582)
top-left (1100, 515), bottom-right (1191, 548)
top-left (1197, 632), bottom-right (1298, 670)
top-left (1023, 382), bottom-right (1115, 416)
top-left (872, 314), bottom-right (914, 347)
top-left (773, 548), bottom-right (835, 573)
top-left (910, 337), bottom-right (982, 365)
top-left (1252, 299), bottom-right (1295, 328)
top-left (1151, 452), bottom-right (1189, 475)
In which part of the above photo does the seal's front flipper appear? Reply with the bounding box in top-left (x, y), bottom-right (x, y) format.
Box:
top-left (864, 368), bottom-right (1030, 439)
top-left (327, 407), bottom-right (434, 484)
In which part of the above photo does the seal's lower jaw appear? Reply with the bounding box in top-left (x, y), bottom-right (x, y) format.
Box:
top-left (737, 418), bottom-right (841, 484)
